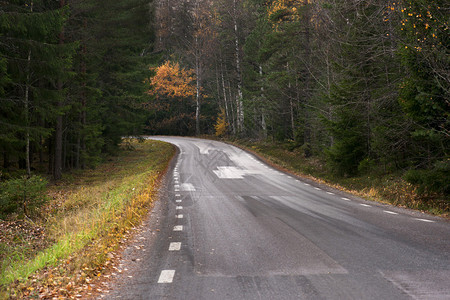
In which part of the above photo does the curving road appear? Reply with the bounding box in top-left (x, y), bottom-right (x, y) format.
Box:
top-left (106, 136), bottom-right (450, 300)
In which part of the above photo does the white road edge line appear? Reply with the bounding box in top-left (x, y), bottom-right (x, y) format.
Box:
top-left (169, 242), bottom-right (181, 251)
top-left (415, 218), bottom-right (435, 223)
top-left (158, 270), bottom-right (175, 283)
top-left (383, 210), bottom-right (398, 215)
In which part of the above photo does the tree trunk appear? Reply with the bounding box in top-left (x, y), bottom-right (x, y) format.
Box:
top-left (221, 65), bottom-right (232, 134)
top-left (48, 137), bottom-right (53, 175)
top-left (54, 102), bottom-right (63, 180)
top-left (24, 2), bottom-right (33, 177)
top-left (80, 20), bottom-right (87, 169)
top-left (39, 118), bottom-right (44, 164)
top-left (195, 37), bottom-right (201, 136)
top-left (290, 97), bottom-right (295, 139)
top-left (25, 49), bottom-right (31, 177)
top-left (302, 0), bottom-right (312, 155)
top-left (76, 134), bottom-right (80, 169)
top-left (3, 152), bottom-right (10, 169)
top-left (53, 0), bottom-right (65, 180)
top-left (259, 65), bottom-right (267, 138)
top-left (227, 78), bottom-right (236, 135)
top-left (233, 0), bottom-right (244, 133)
top-left (287, 63), bottom-right (295, 140)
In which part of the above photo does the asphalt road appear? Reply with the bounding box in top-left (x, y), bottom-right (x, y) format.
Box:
top-left (106, 136), bottom-right (450, 300)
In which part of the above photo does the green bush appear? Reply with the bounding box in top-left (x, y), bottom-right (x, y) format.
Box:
top-left (0, 175), bottom-right (49, 218)
top-left (326, 136), bottom-right (366, 177)
top-left (358, 158), bottom-right (376, 175)
top-left (405, 161), bottom-right (450, 196)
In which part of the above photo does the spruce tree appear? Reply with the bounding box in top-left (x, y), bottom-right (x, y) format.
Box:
top-left (0, 0), bottom-right (74, 175)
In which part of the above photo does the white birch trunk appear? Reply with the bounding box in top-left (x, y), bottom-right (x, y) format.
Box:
top-left (259, 65), bottom-right (267, 138)
top-left (195, 37), bottom-right (201, 136)
top-left (233, 0), bottom-right (244, 133)
top-left (220, 66), bottom-right (231, 132)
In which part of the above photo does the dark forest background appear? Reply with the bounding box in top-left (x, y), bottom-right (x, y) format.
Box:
top-left (1, 0), bottom-right (448, 197)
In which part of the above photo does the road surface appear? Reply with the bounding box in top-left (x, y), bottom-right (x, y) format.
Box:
top-left (106, 136), bottom-right (450, 300)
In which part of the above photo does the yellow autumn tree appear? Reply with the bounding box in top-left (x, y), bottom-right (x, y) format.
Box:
top-left (214, 108), bottom-right (228, 137)
top-left (147, 61), bottom-right (196, 99)
top-left (268, 0), bottom-right (304, 24)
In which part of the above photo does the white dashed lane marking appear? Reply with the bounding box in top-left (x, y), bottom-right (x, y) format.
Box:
top-left (173, 225), bottom-right (183, 231)
top-left (326, 192), bottom-right (334, 195)
top-left (314, 187), bottom-right (321, 191)
top-left (158, 270), bottom-right (175, 283)
top-left (176, 206), bottom-right (183, 210)
top-left (342, 198), bottom-right (351, 201)
top-left (415, 218), bottom-right (435, 223)
top-left (176, 200), bottom-right (182, 203)
top-left (169, 242), bottom-right (181, 251)
top-left (175, 194), bottom-right (181, 197)
top-left (360, 204), bottom-right (371, 207)
top-left (176, 214), bottom-right (183, 219)
top-left (383, 210), bottom-right (398, 215)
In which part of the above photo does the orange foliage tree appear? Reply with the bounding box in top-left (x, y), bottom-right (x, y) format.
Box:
top-left (147, 60), bottom-right (196, 99)
top-left (145, 61), bottom-right (198, 135)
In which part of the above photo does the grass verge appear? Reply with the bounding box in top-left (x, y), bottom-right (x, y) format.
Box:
top-left (0, 139), bottom-right (175, 299)
top-left (228, 138), bottom-right (449, 217)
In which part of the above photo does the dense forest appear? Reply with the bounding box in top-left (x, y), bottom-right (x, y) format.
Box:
top-left (148, 0), bottom-right (449, 196)
top-left (0, 1), bottom-right (449, 195)
top-left (1, 0), bottom-right (155, 181)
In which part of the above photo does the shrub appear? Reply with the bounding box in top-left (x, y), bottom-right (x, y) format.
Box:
top-left (326, 136), bottom-right (366, 177)
top-left (405, 161), bottom-right (450, 196)
top-left (358, 158), bottom-right (376, 174)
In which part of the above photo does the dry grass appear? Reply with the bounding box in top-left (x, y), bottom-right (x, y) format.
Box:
top-left (0, 139), bottom-right (175, 299)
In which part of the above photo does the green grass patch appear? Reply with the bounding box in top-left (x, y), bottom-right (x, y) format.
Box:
top-left (229, 139), bottom-right (449, 216)
top-left (0, 139), bottom-right (175, 299)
